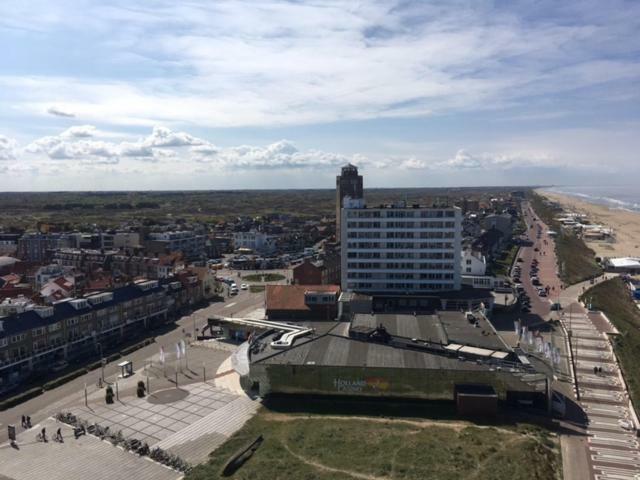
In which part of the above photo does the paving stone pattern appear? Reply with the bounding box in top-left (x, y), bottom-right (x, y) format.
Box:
top-left (0, 418), bottom-right (180, 480)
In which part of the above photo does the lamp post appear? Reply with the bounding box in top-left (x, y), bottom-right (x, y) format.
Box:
top-left (97, 342), bottom-right (105, 383)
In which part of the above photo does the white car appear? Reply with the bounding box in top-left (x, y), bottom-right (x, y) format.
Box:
top-left (240, 283), bottom-right (248, 290)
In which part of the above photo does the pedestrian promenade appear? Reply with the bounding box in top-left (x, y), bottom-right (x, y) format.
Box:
top-left (0, 418), bottom-right (180, 480)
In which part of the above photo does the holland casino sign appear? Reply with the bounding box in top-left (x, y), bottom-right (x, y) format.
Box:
top-left (333, 377), bottom-right (390, 393)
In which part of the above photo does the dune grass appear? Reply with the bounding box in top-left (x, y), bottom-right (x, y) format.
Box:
top-left (187, 404), bottom-right (561, 480)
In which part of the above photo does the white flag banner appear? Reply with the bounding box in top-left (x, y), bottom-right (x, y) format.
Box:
top-left (527, 331), bottom-right (533, 345)
top-left (180, 339), bottom-right (186, 357)
top-left (159, 346), bottom-right (165, 365)
top-left (514, 320), bottom-right (520, 335)
top-left (176, 342), bottom-right (181, 360)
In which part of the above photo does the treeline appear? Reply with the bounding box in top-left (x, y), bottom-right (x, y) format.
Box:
top-left (43, 202), bottom-right (161, 210)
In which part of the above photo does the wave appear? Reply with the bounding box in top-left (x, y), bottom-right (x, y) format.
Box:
top-left (547, 187), bottom-right (640, 213)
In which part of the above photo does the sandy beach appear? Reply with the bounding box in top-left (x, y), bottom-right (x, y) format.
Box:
top-left (539, 190), bottom-right (640, 259)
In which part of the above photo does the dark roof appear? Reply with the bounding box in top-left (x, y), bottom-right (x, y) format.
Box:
top-left (0, 284), bottom-right (163, 338)
top-left (253, 332), bottom-right (500, 372)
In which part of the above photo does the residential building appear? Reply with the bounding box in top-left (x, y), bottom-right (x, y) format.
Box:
top-left (35, 264), bottom-right (70, 289)
top-left (335, 164), bottom-right (363, 241)
top-left (53, 248), bottom-right (116, 272)
top-left (147, 231), bottom-right (206, 259)
top-left (482, 213), bottom-right (513, 238)
top-left (100, 231), bottom-right (140, 250)
top-left (0, 234), bottom-right (20, 256)
top-left (340, 198), bottom-right (462, 294)
top-left (233, 230), bottom-right (277, 254)
top-left (292, 253), bottom-right (340, 286)
top-left (0, 281), bottom-right (168, 388)
top-left (461, 250), bottom-right (487, 276)
top-left (266, 284), bottom-right (340, 321)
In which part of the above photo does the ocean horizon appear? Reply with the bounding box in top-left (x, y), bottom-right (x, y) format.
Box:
top-left (545, 185), bottom-right (640, 213)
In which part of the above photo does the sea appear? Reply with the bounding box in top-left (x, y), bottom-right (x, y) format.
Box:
top-left (544, 185), bottom-right (640, 213)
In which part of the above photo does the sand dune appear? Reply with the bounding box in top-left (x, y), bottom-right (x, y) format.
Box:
top-left (539, 190), bottom-right (640, 259)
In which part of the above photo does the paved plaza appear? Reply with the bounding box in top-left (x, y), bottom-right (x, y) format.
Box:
top-left (71, 382), bottom-right (259, 464)
top-left (0, 418), bottom-right (181, 480)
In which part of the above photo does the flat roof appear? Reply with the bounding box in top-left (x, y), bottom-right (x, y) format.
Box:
top-left (351, 313), bottom-right (447, 344)
top-left (252, 333), bottom-right (501, 372)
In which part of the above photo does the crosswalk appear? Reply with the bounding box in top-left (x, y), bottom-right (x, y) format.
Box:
top-left (563, 310), bottom-right (640, 479)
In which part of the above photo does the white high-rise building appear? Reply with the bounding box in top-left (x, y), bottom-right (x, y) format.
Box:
top-left (341, 198), bottom-right (462, 293)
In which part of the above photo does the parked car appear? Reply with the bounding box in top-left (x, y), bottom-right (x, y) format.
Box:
top-left (241, 283), bottom-right (248, 290)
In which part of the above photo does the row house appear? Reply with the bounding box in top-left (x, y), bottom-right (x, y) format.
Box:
top-left (0, 281), bottom-right (167, 389)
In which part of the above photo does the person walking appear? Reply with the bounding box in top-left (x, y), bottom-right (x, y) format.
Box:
top-left (21, 415), bottom-right (26, 428)
top-left (26, 416), bottom-right (32, 428)
top-left (55, 427), bottom-right (63, 442)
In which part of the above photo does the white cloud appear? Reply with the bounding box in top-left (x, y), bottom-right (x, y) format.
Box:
top-left (0, 135), bottom-right (17, 161)
top-left (143, 125), bottom-right (206, 147)
top-left (46, 106), bottom-right (75, 118)
top-left (1, 1), bottom-right (638, 129)
top-left (442, 149), bottom-right (555, 170)
top-left (61, 125), bottom-right (97, 138)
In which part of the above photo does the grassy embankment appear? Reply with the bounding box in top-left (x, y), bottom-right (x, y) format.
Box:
top-left (187, 401), bottom-right (561, 480)
top-left (530, 193), bottom-right (602, 285)
top-left (581, 278), bottom-right (640, 408)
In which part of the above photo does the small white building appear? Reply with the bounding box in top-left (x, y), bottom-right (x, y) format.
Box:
top-left (233, 230), bottom-right (277, 254)
top-left (605, 257), bottom-right (640, 273)
top-left (461, 250), bottom-right (487, 276)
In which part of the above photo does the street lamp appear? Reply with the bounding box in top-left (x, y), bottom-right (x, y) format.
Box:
top-left (97, 342), bottom-right (105, 383)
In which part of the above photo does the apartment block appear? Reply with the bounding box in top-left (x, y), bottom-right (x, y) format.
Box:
top-left (0, 281), bottom-right (168, 388)
top-left (340, 198), bottom-right (462, 294)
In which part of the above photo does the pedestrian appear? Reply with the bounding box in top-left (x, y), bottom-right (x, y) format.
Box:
top-left (27, 416), bottom-right (31, 428)
top-left (21, 415), bottom-right (26, 428)
top-left (40, 427), bottom-right (47, 442)
top-left (55, 427), bottom-right (62, 442)
top-left (594, 366), bottom-right (598, 375)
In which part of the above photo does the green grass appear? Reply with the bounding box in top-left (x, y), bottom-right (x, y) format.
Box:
top-left (530, 192), bottom-right (602, 285)
top-left (187, 406), bottom-right (561, 480)
top-left (581, 278), bottom-right (640, 408)
top-left (490, 243), bottom-right (519, 277)
top-left (243, 273), bottom-right (286, 282)
top-left (249, 285), bottom-right (266, 293)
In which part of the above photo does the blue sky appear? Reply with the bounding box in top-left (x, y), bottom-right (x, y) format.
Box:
top-left (1, 0), bottom-right (639, 190)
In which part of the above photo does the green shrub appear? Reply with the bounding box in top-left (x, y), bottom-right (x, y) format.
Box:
top-left (106, 353), bottom-right (121, 363)
top-left (43, 368), bottom-right (86, 390)
top-left (86, 360), bottom-right (102, 371)
top-left (0, 387), bottom-right (43, 411)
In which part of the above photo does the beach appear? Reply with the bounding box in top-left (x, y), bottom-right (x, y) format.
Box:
top-left (539, 189), bottom-right (640, 259)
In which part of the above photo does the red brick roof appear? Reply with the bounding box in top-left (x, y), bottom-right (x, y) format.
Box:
top-left (266, 284), bottom-right (340, 311)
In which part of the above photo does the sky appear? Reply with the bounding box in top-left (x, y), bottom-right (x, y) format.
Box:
top-left (1, 0), bottom-right (639, 191)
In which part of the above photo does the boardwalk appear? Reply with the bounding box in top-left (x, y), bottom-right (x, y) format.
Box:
top-left (565, 308), bottom-right (640, 479)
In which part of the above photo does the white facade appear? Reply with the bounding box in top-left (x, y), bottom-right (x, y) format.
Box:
top-left (233, 230), bottom-right (276, 254)
top-left (101, 232), bottom-right (140, 249)
top-left (148, 231), bottom-right (205, 257)
top-left (341, 198), bottom-right (462, 293)
top-left (461, 250), bottom-right (486, 275)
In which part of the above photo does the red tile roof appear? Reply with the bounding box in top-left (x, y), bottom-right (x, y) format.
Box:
top-left (266, 284), bottom-right (340, 311)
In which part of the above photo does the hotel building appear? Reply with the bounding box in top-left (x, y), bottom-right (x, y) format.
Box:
top-left (340, 197), bottom-right (462, 294)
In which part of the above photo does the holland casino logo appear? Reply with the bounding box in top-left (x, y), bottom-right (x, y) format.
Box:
top-left (333, 377), bottom-right (390, 392)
